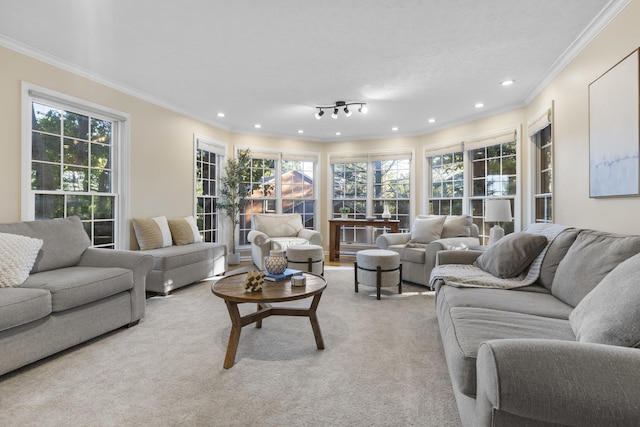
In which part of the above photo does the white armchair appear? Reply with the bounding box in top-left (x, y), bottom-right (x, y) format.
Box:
top-left (376, 215), bottom-right (479, 286)
top-left (247, 213), bottom-right (322, 270)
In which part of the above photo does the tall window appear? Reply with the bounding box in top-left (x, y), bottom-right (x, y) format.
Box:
top-left (533, 125), bottom-right (552, 223)
top-left (238, 150), bottom-right (319, 246)
top-left (194, 136), bottom-right (225, 242)
top-left (429, 151), bottom-right (464, 215)
top-left (25, 86), bottom-right (127, 248)
top-left (426, 130), bottom-right (518, 245)
top-left (331, 152), bottom-right (413, 248)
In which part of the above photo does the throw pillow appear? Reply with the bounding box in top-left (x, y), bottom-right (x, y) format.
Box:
top-left (409, 216), bottom-right (446, 244)
top-left (474, 232), bottom-right (547, 278)
top-left (551, 230), bottom-right (640, 307)
top-left (569, 252), bottom-right (640, 347)
top-left (0, 232), bottom-right (44, 287)
top-left (132, 216), bottom-right (173, 250)
top-left (442, 215), bottom-right (473, 238)
top-left (168, 216), bottom-right (202, 246)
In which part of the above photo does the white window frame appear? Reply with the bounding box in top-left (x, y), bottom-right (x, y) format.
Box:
top-left (21, 82), bottom-right (131, 248)
top-left (527, 103), bottom-right (554, 224)
top-left (193, 134), bottom-right (227, 244)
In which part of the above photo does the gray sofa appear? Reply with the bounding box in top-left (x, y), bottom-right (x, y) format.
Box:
top-left (0, 216), bottom-right (153, 377)
top-left (376, 214), bottom-right (480, 286)
top-left (431, 225), bottom-right (640, 426)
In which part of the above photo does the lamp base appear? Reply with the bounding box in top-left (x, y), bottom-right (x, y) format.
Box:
top-left (489, 224), bottom-right (505, 246)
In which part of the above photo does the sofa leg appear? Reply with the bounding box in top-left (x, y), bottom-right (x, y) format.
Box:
top-left (376, 266), bottom-right (382, 300)
top-left (127, 320), bottom-right (140, 328)
top-left (354, 261), bottom-right (359, 293)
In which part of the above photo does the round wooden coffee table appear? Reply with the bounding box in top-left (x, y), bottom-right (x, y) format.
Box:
top-left (211, 271), bottom-right (327, 368)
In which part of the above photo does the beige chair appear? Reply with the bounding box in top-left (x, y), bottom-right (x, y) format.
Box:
top-left (247, 213), bottom-right (322, 270)
top-left (376, 215), bottom-right (479, 286)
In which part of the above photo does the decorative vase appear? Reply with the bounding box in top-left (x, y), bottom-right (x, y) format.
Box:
top-left (340, 213), bottom-right (347, 219)
top-left (264, 250), bottom-right (287, 275)
top-left (382, 205), bottom-right (391, 219)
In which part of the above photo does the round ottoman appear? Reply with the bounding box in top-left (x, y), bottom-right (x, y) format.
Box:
top-left (355, 249), bottom-right (402, 300)
top-left (286, 245), bottom-right (324, 275)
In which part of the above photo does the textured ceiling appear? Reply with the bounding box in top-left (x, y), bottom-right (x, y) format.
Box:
top-left (0, 0), bottom-right (620, 142)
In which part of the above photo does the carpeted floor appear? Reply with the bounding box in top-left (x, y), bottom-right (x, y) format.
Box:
top-left (0, 266), bottom-right (461, 427)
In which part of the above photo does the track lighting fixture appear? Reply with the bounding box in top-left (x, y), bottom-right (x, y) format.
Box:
top-left (315, 101), bottom-right (367, 119)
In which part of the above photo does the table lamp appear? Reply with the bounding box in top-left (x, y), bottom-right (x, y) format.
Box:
top-left (485, 198), bottom-right (512, 245)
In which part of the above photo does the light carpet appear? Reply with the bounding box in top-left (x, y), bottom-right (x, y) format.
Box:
top-left (0, 266), bottom-right (461, 427)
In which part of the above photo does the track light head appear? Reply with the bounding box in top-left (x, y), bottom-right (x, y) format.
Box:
top-left (344, 107), bottom-right (351, 117)
top-left (359, 104), bottom-right (368, 114)
top-left (331, 108), bottom-right (338, 119)
top-left (315, 109), bottom-right (324, 119)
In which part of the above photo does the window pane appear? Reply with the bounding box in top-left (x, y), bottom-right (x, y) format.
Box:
top-left (64, 111), bottom-right (90, 139)
top-left (91, 143), bottom-right (111, 168)
top-left (90, 169), bottom-right (111, 192)
top-left (90, 118), bottom-right (111, 144)
top-left (64, 138), bottom-right (89, 166)
top-left (94, 196), bottom-right (114, 219)
top-left (31, 162), bottom-right (60, 190)
top-left (34, 194), bottom-right (64, 219)
top-left (32, 103), bottom-right (61, 134)
top-left (67, 195), bottom-right (92, 220)
top-left (32, 132), bottom-right (60, 162)
top-left (63, 166), bottom-right (89, 192)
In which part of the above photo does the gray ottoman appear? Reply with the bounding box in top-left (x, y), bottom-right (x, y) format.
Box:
top-left (286, 244), bottom-right (324, 275)
top-left (355, 249), bottom-right (402, 300)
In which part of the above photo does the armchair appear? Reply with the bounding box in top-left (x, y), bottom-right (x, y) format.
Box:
top-left (247, 213), bottom-right (322, 270)
top-left (376, 215), bottom-right (479, 286)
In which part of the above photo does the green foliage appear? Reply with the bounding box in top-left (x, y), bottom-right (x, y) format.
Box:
top-left (218, 148), bottom-right (252, 254)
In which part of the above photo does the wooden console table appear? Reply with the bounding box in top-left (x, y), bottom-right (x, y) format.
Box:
top-left (328, 219), bottom-right (400, 261)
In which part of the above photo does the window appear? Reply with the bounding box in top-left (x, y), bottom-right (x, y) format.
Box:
top-left (528, 106), bottom-right (553, 224)
top-left (194, 136), bottom-right (225, 243)
top-left (23, 85), bottom-right (129, 248)
top-left (330, 151), bottom-right (413, 248)
top-left (238, 149), bottom-right (319, 246)
top-left (426, 130), bottom-right (519, 245)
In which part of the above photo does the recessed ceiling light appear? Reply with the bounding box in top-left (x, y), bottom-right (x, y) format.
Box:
top-left (297, 129), bottom-right (304, 134)
top-left (335, 132), bottom-right (341, 136)
top-left (217, 112), bottom-right (225, 118)
top-left (501, 80), bottom-right (515, 86)
top-left (475, 103), bottom-right (484, 108)
top-left (428, 118), bottom-right (436, 123)
top-left (254, 124), bottom-right (261, 129)
top-left (392, 127), bottom-right (398, 131)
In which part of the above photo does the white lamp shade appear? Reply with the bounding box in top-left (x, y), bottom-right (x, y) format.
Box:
top-left (485, 199), bottom-right (512, 223)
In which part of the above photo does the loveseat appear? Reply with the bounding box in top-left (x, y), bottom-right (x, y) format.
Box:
top-left (0, 216), bottom-right (153, 377)
top-left (132, 216), bottom-right (226, 295)
top-left (247, 213), bottom-right (322, 270)
top-left (376, 214), bottom-right (480, 286)
top-left (430, 224), bottom-right (640, 426)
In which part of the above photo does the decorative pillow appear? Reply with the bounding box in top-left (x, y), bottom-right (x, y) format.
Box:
top-left (474, 232), bottom-right (547, 278)
top-left (442, 215), bottom-right (472, 238)
top-left (569, 252), bottom-right (640, 347)
top-left (168, 216), bottom-right (202, 246)
top-left (132, 216), bottom-right (173, 250)
top-left (409, 216), bottom-right (446, 244)
top-left (551, 230), bottom-right (640, 307)
top-left (0, 233), bottom-right (44, 287)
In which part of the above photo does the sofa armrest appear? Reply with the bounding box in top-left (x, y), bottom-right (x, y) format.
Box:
top-left (297, 228), bottom-right (322, 245)
top-left (376, 233), bottom-right (411, 249)
top-left (436, 249), bottom-right (483, 266)
top-left (247, 230), bottom-right (271, 246)
top-left (475, 339), bottom-right (640, 427)
top-left (78, 248), bottom-right (153, 322)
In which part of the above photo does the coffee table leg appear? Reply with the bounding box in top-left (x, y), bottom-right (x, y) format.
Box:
top-left (223, 300), bottom-right (242, 369)
top-left (309, 293), bottom-right (325, 350)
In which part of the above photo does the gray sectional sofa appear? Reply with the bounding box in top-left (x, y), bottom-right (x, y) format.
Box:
top-left (431, 225), bottom-right (640, 426)
top-left (0, 216), bottom-right (153, 377)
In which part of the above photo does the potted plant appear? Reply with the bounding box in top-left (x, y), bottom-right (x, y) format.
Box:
top-left (218, 148), bottom-right (251, 265)
top-left (338, 206), bottom-right (350, 219)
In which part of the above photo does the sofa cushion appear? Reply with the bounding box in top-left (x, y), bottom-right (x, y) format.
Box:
top-left (537, 228), bottom-right (579, 290)
top-left (132, 216), bottom-right (173, 250)
top-left (438, 306), bottom-right (575, 397)
top-left (168, 216), bottom-right (202, 246)
top-left (474, 232), bottom-right (547, 278)
top-left (398, 246), bottom-right (426, 264)
top-left (410, 216), bottom-right (446, 244)
top-left (570, 252), bottom-right (640, 347)
top-left (253, 214), bottom-right (303, 238)
top-left (0, 216), bottom-right (91, 273)
top-left (144, 242), bottom-right (226, 271)
top-left (438, 285), bottom-right (573, 320)
top-left (442, 215), bottom-right (473, 238)
top-left (0, 232), bottom-right (43, 287)
top-left (0, 287), bottom-right (51, 332)
top-left (270, 237), bottom-right (308, 253)
top-left (22, 266), bottom-right (133, 312)
top-left (552, 230), bottom-right (640, 307)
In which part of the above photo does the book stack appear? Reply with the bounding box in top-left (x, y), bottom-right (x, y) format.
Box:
top-left (264, 268), bottom-right (302, 282)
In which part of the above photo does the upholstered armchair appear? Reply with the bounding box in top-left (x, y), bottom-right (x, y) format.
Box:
top-left (376, 215), bottom-right (479, 286)
top-left (247, 213), bottom-right (322, 270)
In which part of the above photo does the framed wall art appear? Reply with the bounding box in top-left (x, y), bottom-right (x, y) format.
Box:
top-left (589, 48), bottom-right (640, 198)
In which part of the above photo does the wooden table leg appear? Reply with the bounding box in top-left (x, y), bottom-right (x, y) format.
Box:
top-left (223, 300), bottom-right (242, 369)
top-left (308, 293), bottom-right (325, 349)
